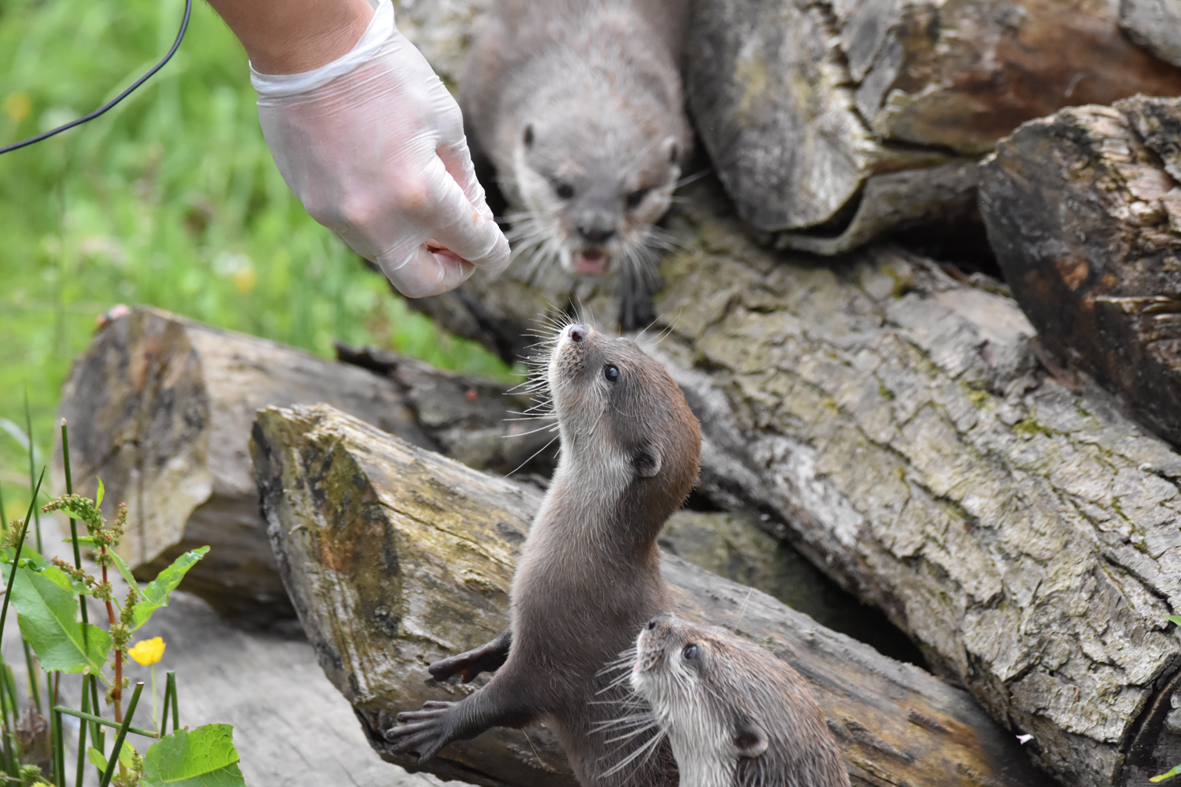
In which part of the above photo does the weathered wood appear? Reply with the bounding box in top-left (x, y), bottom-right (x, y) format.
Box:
top-left (404, 180), bottom-right (1181, 786)
top-left (979, 96), bottom-right (1181, 450)
top-left (684, 0), bottom-right (1181, 249)
top-left (1120, 0), bottom-right (1181, 67)
top-left (251, 403), bottom-right (1048, 787)
top-left (52, 306), bottom-right (551, 621)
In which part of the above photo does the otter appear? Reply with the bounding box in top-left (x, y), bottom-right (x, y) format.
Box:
top-left (630, 614), bottom-right (851, 787)
top-left (386, 322), bottom-right (702, 787)
top-left (460, 0), bottom-right (692, 330)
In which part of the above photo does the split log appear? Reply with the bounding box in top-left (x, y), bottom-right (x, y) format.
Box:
top-left (251, 403), bottom-right (1047, 787)
top-left (1120, 0), bottom-right (1181, 67)
top-left (407, 182), bottom-right (1181, 786)
top-left (52, 306), bottom-right (552, 621)
top-left (979, 96), bottom-right (1181, 449)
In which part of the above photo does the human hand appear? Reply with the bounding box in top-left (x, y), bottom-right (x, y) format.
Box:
top-left (251, 0), bottom-right (509, 297)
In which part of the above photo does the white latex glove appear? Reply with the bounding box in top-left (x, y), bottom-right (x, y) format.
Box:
top-left (250, 0), bottom-right (509, 297)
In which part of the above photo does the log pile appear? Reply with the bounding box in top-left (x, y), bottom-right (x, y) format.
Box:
top-left (979, 95), bottom-right (1181, 448)
top-left (251, 404), bottom-right (1046, 787)
top-left (408, 182), bottom-right (1181, 786)
top-left (683, 0), bottom-right (1181, 254)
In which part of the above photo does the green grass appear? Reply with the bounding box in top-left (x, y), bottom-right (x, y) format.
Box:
top-left (0, 0), bottom-right (513, 523)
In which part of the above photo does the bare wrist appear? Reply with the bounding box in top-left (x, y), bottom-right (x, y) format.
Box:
top-left (210, 0), bottom-right (376, 75)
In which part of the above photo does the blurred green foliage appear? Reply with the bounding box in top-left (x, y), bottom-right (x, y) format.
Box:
top-left (0, 0), bottom-right (512, 522)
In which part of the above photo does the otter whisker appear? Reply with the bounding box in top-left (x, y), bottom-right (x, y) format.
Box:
top-left (504, 433), bottom-right (561, 478)
top-left (674, 167), bottom-right (713, 189)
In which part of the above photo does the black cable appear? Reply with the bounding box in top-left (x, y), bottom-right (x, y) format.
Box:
top-left (0, 0), bottom-right (192, 156)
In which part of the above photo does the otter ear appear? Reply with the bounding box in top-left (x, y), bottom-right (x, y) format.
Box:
top-left (523, 124), bottom-right (535, 148)
top-left (633, 447), bottom-right (662, 478)
top-left (661, 135), bottom-right (678, 164)
top-left (732, 720), bottom-right (768, 759)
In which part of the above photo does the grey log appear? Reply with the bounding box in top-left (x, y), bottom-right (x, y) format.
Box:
top-left (52, 306), bottom-right (551, 621)
top-left (404, 178), bottom-right (1181, 786)
top-left (251, 403), bottom-right (1048, 787)
top-left (979, 96), bottom-right (1181, 450)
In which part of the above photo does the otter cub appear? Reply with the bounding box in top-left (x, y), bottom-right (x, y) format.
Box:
top-left (631, 614), bottom-right (851, 787)
top-left (461, 0), bottom-right (692, 329)
top-left (387, 323), bottom-right (701, 787)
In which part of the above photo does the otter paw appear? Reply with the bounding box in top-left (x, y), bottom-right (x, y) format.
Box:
top-left (386, 700), bottom-right (458, 762)
top-left (429, 640), bottom-right (509, 683)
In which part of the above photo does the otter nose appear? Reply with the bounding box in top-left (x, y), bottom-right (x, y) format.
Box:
top-left (568, 324), bottom-right (587, 343)
top-left (578, 226), bottom-right (615, 244)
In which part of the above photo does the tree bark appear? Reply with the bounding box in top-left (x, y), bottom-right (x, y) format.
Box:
top-left (51, 306), bottom-right (552, 621)
top-left (407, 181), bottom-right (1181, 786)
top-left (251, 403), bottom-right (1048, 787)
top-left (979, 96), bottom-right (1181, 450)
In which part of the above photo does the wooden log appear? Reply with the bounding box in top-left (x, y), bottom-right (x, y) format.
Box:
top-left (684, 0), bottom-right (1181, 249)
top-left (979, 96), bottom-right (1181, 449)
top-left (52, 306), bottom-right (552, 621)
top-left (1120, 0), bottom-right (1181, 67)
top-left (404, 181), bottom-right (1181, 786)
top-left (251, 403), bottom-right (1047, 787)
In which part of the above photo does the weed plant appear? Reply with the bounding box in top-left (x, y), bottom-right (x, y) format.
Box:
top-left (0, 421), bottom-right (243, 786)
top-left (0, 0), bottom-right (512, 522)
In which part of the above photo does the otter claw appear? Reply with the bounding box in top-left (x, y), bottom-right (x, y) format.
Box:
top-left (386, 701), bottom-right (458, 762)
top-left (429, 631), bottom-right (512, 683)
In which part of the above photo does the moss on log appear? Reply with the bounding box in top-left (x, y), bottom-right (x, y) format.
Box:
top-left (252, 403), bottom-right (1047, 787)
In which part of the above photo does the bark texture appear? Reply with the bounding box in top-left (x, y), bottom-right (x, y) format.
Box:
top-left (52, 306), bottom-right (551, 621)
top-left (979, 96), bottom-right (1181, 450)
top-left (685, 0), bottom-right (1181, 248)
top-left (407, 183), bottom-right (1181, 786)
top-left (251, 404), bottom-right (1047, 787)
top-left (1120, 0), bottom-right (1181, 67)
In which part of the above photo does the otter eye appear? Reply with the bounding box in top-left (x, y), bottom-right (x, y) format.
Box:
top-left (603, 364), bottom-right (619, 383)
top-left (681, 644), bottom-right (699, 661)
top-left (554, 181), bottom-right (574, 199)
top-left (626, 189), bottom-right (648, 209)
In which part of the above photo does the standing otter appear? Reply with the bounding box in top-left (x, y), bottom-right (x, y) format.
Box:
top-left (386, 322), bottom-right (701, 786)
top-left (631, 614), bottom-right (851, 787)
top-left (460, 0), bottom-right (692, 329)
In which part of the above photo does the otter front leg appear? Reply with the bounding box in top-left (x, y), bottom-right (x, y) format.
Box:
top-left (428, 628), bottom-right (512, 683)
top-left (385, 672), bottom-right (536, 762)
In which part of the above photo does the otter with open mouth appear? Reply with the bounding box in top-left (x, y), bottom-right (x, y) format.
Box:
top-left (460, 0), bottom-right (692, 329)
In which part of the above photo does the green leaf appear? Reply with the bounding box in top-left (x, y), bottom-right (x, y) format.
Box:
top-left (142, 725), bottom-right (246, 787)
top-left (1167, 616), bottom-right (1181, 628)
top-left (2, 559), bottom-right (111, 673)
top-left (132, 548), bottom-right (209, 631)
top-left (1152, 764), bottom-right (1181, 782)
top-left (88, 747), bottom-right (109, 772)
top-left (95, 479), bottom-right (104, 509)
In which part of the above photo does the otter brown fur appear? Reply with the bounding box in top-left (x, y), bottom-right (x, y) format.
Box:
top-left (386, 323), bottom-right (701, 787)
top-left (461, 0), bottom-right (692, 329)
top-left (631, 614), bottom-right (851, 787)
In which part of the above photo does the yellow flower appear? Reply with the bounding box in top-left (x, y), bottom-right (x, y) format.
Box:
top-left (128, 637), bottom-right (166, 666)
top-left (231, 266), bottom-right (257, 295)
top-left (4, 93), bottom-right (31, 124)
